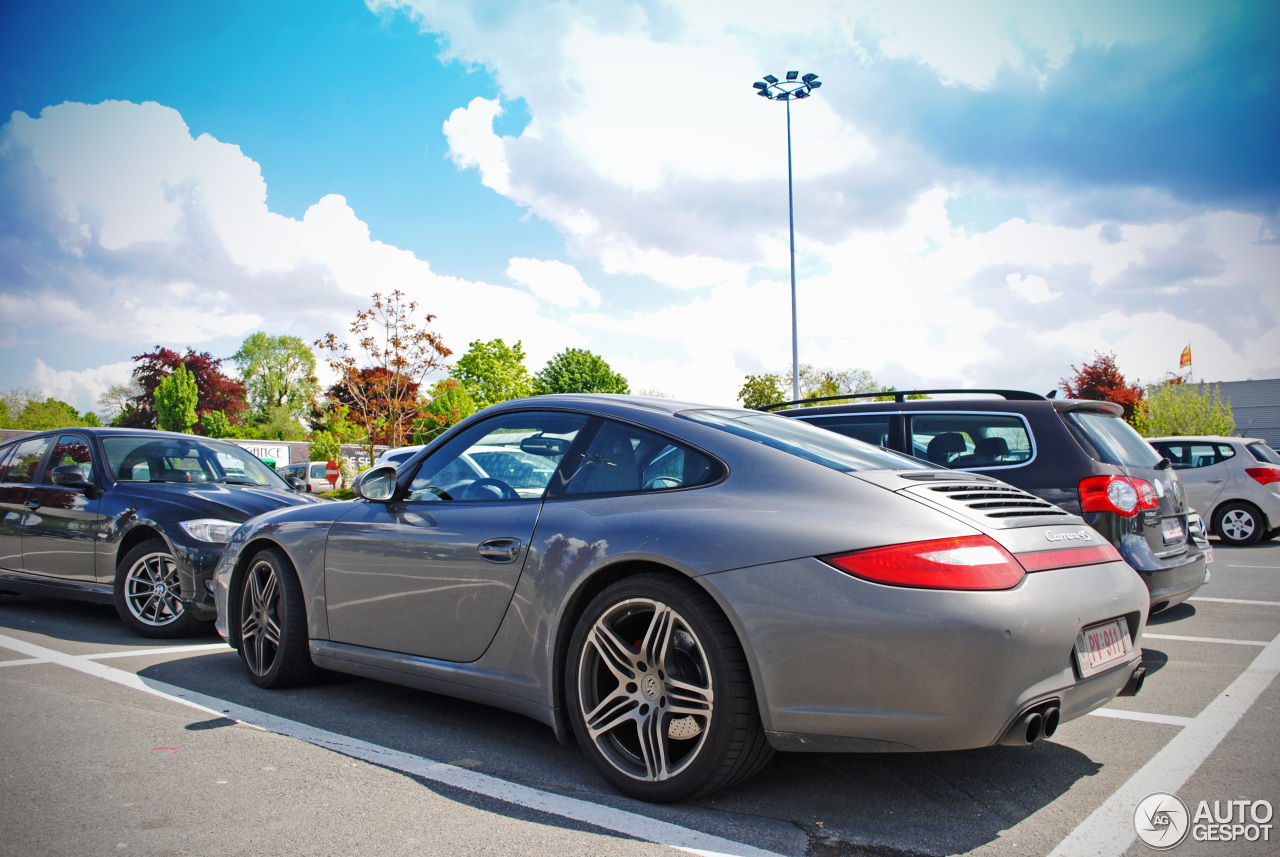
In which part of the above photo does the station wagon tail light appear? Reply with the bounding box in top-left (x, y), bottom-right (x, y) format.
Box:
top-left (1078, 476), bottom-right (1159, 517)
top-left (825, 535), bottom-right (1025, 590)
top-left (1246, 467), bottom-right (1280, 486)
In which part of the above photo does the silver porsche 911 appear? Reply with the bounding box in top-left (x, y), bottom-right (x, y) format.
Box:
top-left (213, 395), bottom-right (1149, 801)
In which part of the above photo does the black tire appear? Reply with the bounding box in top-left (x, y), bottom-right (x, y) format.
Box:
top-left (1213, 501), bottom-right (1265, 547)
top-left (565, 573), bottom-right (773, 802)
top-left (113, 538), bottom-right (210, 639)
top-left (237, 547), bottom-right (317, 688)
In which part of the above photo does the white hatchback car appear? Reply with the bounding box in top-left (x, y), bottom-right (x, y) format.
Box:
top-left (1148, 436), bottom-right (1280, 546)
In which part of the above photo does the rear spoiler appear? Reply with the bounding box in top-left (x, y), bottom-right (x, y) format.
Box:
top-left (1052, 399), bottom-right (1124, 417)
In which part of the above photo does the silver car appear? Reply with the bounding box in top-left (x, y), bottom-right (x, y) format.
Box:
top-left (1148, 435), bottom-right (1280, 546)
top-left (213, 396), bottom-right (1149, 801)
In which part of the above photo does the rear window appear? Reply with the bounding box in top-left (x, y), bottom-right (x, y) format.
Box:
top-left (1248, 442), bottom-right (1280, 465)
top-left (1064, 411), bottom-right (1162, 468)
top-left (683, 410), bottom-right (931, 473)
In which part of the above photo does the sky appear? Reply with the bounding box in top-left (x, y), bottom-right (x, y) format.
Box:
top-left (1, 0), bottom-right (1277, 413)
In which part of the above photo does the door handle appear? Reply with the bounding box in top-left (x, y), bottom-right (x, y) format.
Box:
top-left (24, 500), bottom-right (40, 510)
top-left (1206, 479), bottom-right (1224, 484)
top-left (477, 537), bottom-right (522, 563)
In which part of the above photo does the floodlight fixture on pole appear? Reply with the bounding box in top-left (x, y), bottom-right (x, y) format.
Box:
top-left (752, 71), bottom-right (821, 403)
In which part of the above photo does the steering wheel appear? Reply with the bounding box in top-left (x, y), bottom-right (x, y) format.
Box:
top-left (460, 477), bottom-right (520, 501)
top-left (643, 475), bottom-right (683, 490)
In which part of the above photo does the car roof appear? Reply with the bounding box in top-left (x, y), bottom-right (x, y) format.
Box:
top-left (485, 393), bottom-right (740, 417)
top-left (775, 397), bottom-right (1124, 418)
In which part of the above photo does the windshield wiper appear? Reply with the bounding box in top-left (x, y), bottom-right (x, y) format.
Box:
top-left (214, 477), bottom-right (262, 486)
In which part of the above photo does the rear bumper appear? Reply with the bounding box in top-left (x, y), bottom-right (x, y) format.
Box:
top-left (1126, 540), bottom-right (1207, 613)
top-left (701, 556), bottom-right (1149, 753)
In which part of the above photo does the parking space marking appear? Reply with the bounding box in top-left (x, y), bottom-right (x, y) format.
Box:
top-left (1143, 633), bottom-right (1269, 646)
top-left (1225, 564), bottom-right (1278, 569)
top-left (1086, 709), bottom-right (1195, 727)
top-left (0, 658), bottom-right (49, 668)
top-left (83, 643), bottom-right (232, 660)
top-left (1049, 628), bottom-right (1280, 857)
top-left (1190, 596), bottom-right (1280, 606)
top-left (0, 633), bottom-right (783, 857)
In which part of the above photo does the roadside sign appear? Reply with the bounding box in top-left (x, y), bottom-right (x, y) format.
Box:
top-left (325, 460), bottom-right (340, 485)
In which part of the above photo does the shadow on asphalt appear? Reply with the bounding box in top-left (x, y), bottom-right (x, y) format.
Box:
top-left (1139, 648), bottom-right (1169, 676)
top-left (136, 650), bottom-right (1104, 857)
top-left (0, 593), bottom-right (221, 647)
top-left (1147, 602), bottom-right (1196, 626)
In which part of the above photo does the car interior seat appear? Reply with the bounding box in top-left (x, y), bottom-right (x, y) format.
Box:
top-left (926, 432), bottom-right (968, 465)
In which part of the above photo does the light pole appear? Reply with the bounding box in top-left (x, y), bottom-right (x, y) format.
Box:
top-left (753, 71), bottom-right (821, 403)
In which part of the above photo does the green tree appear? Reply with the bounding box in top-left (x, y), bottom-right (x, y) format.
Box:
top-left (232, 332), bottom-right (320, 419)
top-left (451, 338), bottom-right (533, 408)
top-left (155, 366), bottom-right (199, 433)
top-left (0, 392), bottom-right (101, 430)
top-left (737, 374), bottom-right (786, 410)
top-left (1140, 382), bottom-right (1236, 437)
top-left (239, 405), bottom-right (308, 441)
top-left (534, 348), bottom-right (629, 395)
top-left (310, 430), bottom-right (341, 463)
top-left (96, 380), bottom-right (142, 424)
top-left (415, 379), bottom-right (477, 443)
top-left (200, 411), bottom-right (232, 438)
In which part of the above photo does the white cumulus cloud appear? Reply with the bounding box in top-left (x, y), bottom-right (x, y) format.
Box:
top-left (506, 257), bottom-right (601, 307)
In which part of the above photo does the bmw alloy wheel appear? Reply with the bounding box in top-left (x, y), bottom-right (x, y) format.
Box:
top-left (124, 550), bottom-right (185, 627)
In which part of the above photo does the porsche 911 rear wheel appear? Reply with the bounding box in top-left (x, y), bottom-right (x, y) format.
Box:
top-left (566, 573), bottom-right (772, 801)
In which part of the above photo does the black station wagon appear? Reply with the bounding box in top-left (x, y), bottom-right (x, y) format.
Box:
top-left (773, 390), bottom-right (1209, 613)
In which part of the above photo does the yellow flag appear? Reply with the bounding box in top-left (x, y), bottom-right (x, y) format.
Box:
top-left (1179, 346), bottom-right (1192, 368)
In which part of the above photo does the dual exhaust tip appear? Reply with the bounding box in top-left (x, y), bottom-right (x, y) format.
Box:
top-left (1001, 662), bottom-right (1146, 747)
top-left (1000, 701), bottom-right (1061, 746)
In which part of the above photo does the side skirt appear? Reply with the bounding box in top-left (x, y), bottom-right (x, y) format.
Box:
top-left (0, 573), bottom-right (114, 604)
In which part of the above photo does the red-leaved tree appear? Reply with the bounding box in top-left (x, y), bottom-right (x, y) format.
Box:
top-left (1059, 351), bottom-right (1144, 422)
top-left (120, 347), bottom-right (248, 430)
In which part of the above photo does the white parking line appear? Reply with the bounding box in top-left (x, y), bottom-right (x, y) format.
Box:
top-left (0, 657), bottom-right (49, 668)
top-left (1049, 629), bottom-right (1280, 857)
top-left (0, 633), bottom-right (782, 857)
top-left (1143, 633), bottom-right (1269, 646)
top-left (1225, 565), bottom-right (1278, 570)
top-left (85, 643), bottom-right (232, 660)
top-left (1087, 709), bottom-right (1195, 728)
top-left (1190, 596), bottom-right (1280, 606)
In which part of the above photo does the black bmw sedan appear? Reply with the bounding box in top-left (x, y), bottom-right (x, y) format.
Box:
top-left (0, 428), bottom-right (318, 637)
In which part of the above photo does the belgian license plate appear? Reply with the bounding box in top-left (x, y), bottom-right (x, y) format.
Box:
top-left (1074, 618), bottom-right (1132, 678)
top-left (1161, 517), bottom-right (1185, 544)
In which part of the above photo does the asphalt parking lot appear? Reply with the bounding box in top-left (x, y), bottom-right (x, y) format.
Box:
top-left (1, 540), bottom-right (1276, 857)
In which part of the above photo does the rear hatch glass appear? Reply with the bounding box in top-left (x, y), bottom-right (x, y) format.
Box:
top-left (1062, 409), bottom-right (1190, 551)
top-left (1247, 442), bottom-right (1280, 465)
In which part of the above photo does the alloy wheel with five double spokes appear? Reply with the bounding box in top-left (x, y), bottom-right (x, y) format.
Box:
top-left (240, 557), bottom-right (283, 678)
top-left (577, 596), bottom-right (715, 784)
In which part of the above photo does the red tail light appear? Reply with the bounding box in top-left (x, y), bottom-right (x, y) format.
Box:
top-left (1246, 467), bottom-right (1280, 486)
top-left (825, 535), bottom-right (1026, 591)
top-left (1078, 475), bottom-right (1159, 517)
top-left (1014, 543), bottom-right (1122, 572)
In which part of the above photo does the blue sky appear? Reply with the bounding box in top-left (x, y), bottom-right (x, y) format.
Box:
top-left (1, 0), bottom-right (1277, 411)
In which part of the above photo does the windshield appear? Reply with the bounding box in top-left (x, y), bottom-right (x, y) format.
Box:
top-left (102, 436), bottom-right (290, 488)
top-left (1248, 442), bottom-right (1280, 465)
top-left (682, 410), bottom-right (933, 473)
top-left (1064, 411), bottom-right (1162, 468)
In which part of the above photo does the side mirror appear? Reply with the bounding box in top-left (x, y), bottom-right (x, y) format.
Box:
top-left (352, 465), bottom-right (397, 502)
top-left (51, 464), bottom-right (93, 489)
top-left (287, 476), bottom-right (307, 492)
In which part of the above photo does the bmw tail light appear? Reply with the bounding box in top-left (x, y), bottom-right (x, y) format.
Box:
top-left (1078, 476), bottom-right (1158, 517)
top-left (825, 535), bottom-right (1026, 590)
top-left (1246, 467), bottom-right (1280, 486)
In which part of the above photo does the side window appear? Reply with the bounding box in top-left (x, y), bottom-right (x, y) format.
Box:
top-left (801, 415), bottom-right (892, 449)
top-left (43, 434), bottom-right (94, 483)
top-left (1217, 444), bottom-right (1236, 460)
top-left (909, 414), bottom-right (1033, 468)
top-left (0, 444), bottom-right (15, 481)
top-left (4, 436), bottom-right (53, 484)
top-left (310, 463), bottom-right (328, 479)
top-left (563, 420), bottom-right (721, 496)
top-left (408, 411), bottom-right (587, 502)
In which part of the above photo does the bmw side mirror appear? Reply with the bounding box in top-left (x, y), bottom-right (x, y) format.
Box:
top-left (287, 476), bottom-right (307, 492)
top-left (352, 465), bottom-right (397, 502)
top-left (50, 464), bottom-right (93, 489)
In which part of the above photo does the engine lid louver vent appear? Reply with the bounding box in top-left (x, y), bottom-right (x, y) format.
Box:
top-left (895, 478), bottom-right (1074, 529)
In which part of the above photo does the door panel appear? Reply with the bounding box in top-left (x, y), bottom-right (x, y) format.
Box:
top-left (323, 409), bottom-right (587, 662)
top-left (0, 437), bottom-right (52, 574)
top-left (323, 500), bottom-right (542, 661)
top-left (22, 434), bottom-right (105, 584)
